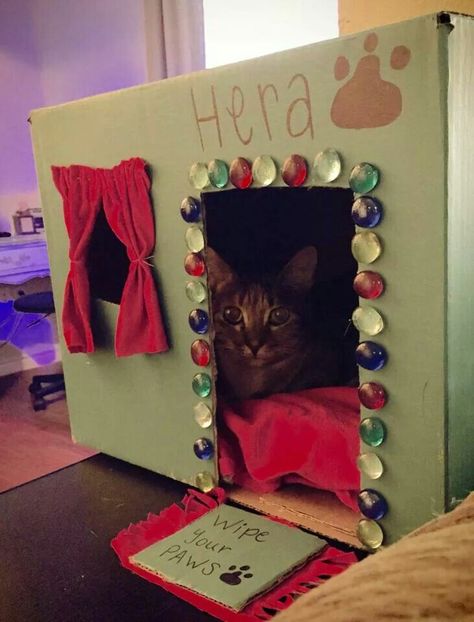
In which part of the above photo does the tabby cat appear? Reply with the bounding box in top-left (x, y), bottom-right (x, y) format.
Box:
top-left (206, 246), bottom-right (342, 401)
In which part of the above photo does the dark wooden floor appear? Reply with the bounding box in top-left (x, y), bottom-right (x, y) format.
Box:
top-left (0, 454), bottom-right (219, 622)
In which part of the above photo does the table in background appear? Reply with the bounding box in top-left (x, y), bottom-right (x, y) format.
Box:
top-left (0, 234), bottom-right (58, 376)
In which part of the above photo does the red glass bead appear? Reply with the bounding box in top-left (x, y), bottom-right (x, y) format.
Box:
top-left (184, 252), bottom-right (205, 277)
top-left (191, 339), bottom-right (211, 366)
top-left (229, 157), bottom-right (253, 189)
top-left (353, 271), bottom-right (384, 299)
top-left (358, 382), bottom-right (387, 410)
top-left (281, 154), bottom-right (307, 187)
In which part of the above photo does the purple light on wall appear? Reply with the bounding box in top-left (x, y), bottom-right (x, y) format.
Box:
top-left (0, 1), bottom-right (44, 194)
top-left (0, 301), bottom-right (56, 365)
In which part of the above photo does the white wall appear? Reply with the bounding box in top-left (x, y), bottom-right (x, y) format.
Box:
top-left (204, 0), bottom-right (338, 67)
top-left (0, 0), bottom-right (44, 230)
top-left (0, 0), bottom-right (149, 232)
top-left (31, 0), bottom-right (148, 107)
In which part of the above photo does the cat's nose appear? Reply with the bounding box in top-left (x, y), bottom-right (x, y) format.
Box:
top-left (246, 340), bottom-right (262, 356)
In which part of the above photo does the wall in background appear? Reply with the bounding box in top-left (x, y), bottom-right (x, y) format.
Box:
top-left (0, 0), bottom-right (148, 232)
top-left (339, 0), bottom-right (474, 34)
top-left (0, 0), bottom-right (44, 230)
top-left (203, 0), bottom-right (338, 67)
top-left (31, 0), bottom-right (148, 107)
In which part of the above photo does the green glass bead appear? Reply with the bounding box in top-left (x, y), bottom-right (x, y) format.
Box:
top-left (195, 471), bottom-right (217, 493)
top-left (349, 162), bottom-right (380, 193)
top-left (252, 155), bottom-right (277, 186)
top-left (360, 417), bottom-right (386, 447)
top-left (185, 226), bottom-right (205, 252)
top-left (194, 402), bottom-right (213, 428)
top-left (189, 162), bottom-right (210, 189)
top-left (352, 306), bottom-right (384, 336)
top-left (357, 452), bottom-right (384, 479)
top-left (192, 373), bottom-right (212, 398)
top-left (208, 159), bottom-right (229, 188)
top-left (351, 231), bottom-right (382, 264)
top-left (357, 519), bottom-right (384, 549)
top-left (186, 281), bottom-right (207, 303)
top-left (313, 148), bottom-right (342, 182)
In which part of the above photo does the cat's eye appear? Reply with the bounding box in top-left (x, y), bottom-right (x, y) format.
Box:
top-left (223, 306), bottom-right (243, 325)
top-left (268, 307), bottom-right (290, 326)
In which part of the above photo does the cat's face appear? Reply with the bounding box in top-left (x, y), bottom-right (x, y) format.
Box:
top-left (206, 247), bottom-right (318, 367)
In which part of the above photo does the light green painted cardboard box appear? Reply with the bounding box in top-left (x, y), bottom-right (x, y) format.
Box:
top-left (30, 12), bottom-right (474, 548)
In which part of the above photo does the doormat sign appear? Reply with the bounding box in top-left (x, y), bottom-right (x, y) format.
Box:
top-left (130, 504), bottom-right (326, 611)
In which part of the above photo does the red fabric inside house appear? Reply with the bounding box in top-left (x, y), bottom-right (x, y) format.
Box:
top-left (99, 158), bottom-right (168, 357)
top-left (218, 386), bottom-right (360, 511)
top-left (52, 165), bottom-right (101, 354)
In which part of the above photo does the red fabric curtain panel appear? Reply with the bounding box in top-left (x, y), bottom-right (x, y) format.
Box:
top-left (100, 158), bottom-right (169, 357)
top-left (52, 165), bottom-right (102, 353)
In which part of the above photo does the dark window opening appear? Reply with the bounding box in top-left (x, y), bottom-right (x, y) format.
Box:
top-left (87, 208), bottom-right (130, 304)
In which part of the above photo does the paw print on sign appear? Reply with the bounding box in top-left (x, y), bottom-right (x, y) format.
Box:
top-left (219, 565), bottom-right (253, 586)
top-left (331, 33), bottom-right (411, 129)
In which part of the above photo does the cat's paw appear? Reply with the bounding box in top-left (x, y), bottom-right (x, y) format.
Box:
top-left (219, 565), bottom-right (253, 586)
top-left (331, 33), bottom-right (411, 129)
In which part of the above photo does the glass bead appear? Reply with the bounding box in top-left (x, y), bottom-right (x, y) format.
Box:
top-left (357, 519), bottom-right (384, 549)
top-left (229, 157), bottom-right (253, 189)
top-left (189, 309), bottom-right (209, 334)
top-left (192, 373), bottom-right (212, 398)
top-left (193, 437), bottom-right (215, 460)
top-left (356, 341), bottom-right (387, 371)
top-left (358, 488), bottom-right (388, 520)
top-left (360, 417), bottom-right (386, 447)
top-left (282, 154), bottom-right (307, 187)
top-left (351, 231), bottom-right (382, 264)
top-left (208, 159), bottom-right (229, 188)
top-left (352, 306), bottom-right (384, 336)
top-left (185, 226), bottom-right (205, 253)
top-left (195, 471), bottom-right (217, 493)
top-left (358, 382), bottom-right (387, 410)
top-left (180, 197), bottom-right (201, 223)
top-left (252, 155), bottom-right (277, 186)
top-left (313, 148), bottom-right (342, 182)
top-left (194, 402), bottom-right (213, 428)
top-left (349, 162), bottom-right (380, 193)
top-left (351, 196), bottom-right (383, 228)
top-left (357, 452), bottom-right (384, 479)
top-left (191, 339), bottom-right (210, 366)
top-left (186, 281), bottom-right (207, 303)
top-left (189, 162), bottom-right (210, 189)
top-left (184, 252), bottom-right (206, 277)
top-left (353, 271), bottom-right (384, 299)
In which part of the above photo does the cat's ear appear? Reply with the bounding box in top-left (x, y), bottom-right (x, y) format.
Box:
top-left (206, 247), bottom-right (238, 293)
top-left (278, 246), bottom-right (318, 295)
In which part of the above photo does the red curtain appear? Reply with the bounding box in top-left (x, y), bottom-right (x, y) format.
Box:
top-left (100, 158), bottom-right (169, 357)
top-left (52, 165), bottom-right (101, 353)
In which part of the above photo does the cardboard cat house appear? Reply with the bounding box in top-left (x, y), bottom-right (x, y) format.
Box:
top-left (30, 12), bottom-right (473, 560)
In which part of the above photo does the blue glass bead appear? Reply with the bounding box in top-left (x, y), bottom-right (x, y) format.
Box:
top-left (193, 437), bottom-right (215, 460)
top-left (351, 196), bottom-right (383, 228)
top-left (180, 197), bottom-right (201, 223)
top-left (189, 309), bottom-right (209, 334)
top-left (358, 488), bottom-right (388, 520)
top-left (356, 341), bottom-right (387, 371)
